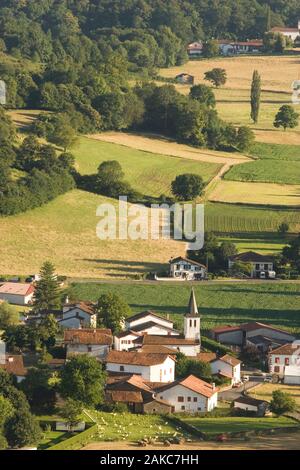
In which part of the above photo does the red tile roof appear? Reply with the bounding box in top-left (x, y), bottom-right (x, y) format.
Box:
top-left (64, 328), bottom-right (112, 345)
top-left (212, 322), bottom-right (294, 337)
top-left (106, 351), bottom-right (174, 366)
top-left (170, 256), bottom-right (207, 269)
top-left (196, 352), bottom-right (217, 363)
top-left (157, 375), bottom-right (218, 398)
top-left (0, 282), bottom-right (34, 297)
top-left (107, 390), bottom-right (143, 403)
top-left (269, 343), bottom-right (300, 356)
top-left (64, 301), bottom-right (96, 316)
top-left (216, 354), bottom-right (241, 367)
top-left (0, 355), bottom-right (27, 376)
top-left (142, 335), bottom-right (199, 346)
top-left (126, 311), bottom-right (173, 325)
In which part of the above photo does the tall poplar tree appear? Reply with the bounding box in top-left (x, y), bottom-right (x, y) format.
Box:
top-left (250, 70), bottom-right (261, 124)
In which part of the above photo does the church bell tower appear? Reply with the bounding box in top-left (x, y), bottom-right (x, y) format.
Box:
top-left (184, 288), bottom-right (201, 343)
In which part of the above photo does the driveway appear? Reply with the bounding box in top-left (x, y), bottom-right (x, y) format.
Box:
top-left (219, 377), bottom-right (264, 401)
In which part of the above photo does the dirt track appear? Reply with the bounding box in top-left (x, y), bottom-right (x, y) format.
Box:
top-left (82, 432), bottom-right (300, 451)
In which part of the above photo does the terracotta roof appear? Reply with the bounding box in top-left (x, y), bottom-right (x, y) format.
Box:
top-left (170, 256), bottom-right (206, 269)
top-left (106, 351), bottom-right (174, 366)
top-left (64, 301), bottom-right (96, 316)
top-left (107, 390), bottom-right (143, 403)
top-left (234, 396), bottom-right (268, 407)
top-left (142, 335), bottom-right (199, 346)
top-left (217, 354), bottom-right (241, 367)
top-left (157, 375), bottom-right (218, 398)
top-left (229, 251), bottom-right (274, 263)
top-left (212, 322), bottom-right (294, 337)
top-left (137, 345), bottom-right (178, 355)
top-left (64, 328), bottom-right (112, 345)
top-left (0, 282), bottom-right (34, 297)
top-left (196, 352), bottom-right (217, 363)
top-left (0, 355), bottom-right (27, 376)
top-left (234, 41), bottom-right (263, 46)
top-left (271, 27), bottom-right (299, 33)
top-left (126, 311), bottom-right (173, 326)
top-left (269, 343), bottom-right (300, 356)
top-left (214, 371), bottom-right (232, 379)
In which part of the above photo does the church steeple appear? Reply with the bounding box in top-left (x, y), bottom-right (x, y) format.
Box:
top-left (186, 288), bottom-right (200, 317)
top-left (184, 289), bottom-right (201, 342)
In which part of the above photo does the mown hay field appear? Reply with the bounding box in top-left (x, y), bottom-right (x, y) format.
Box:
top-left (208, 180), bottom-right (300, 206)
top-left (160, 55), bottom-right (300, 144)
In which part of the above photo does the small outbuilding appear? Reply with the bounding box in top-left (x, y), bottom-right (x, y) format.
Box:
top-left (233, 395), bottom-right (269, 416)
top-left (0, 282), bottom-right (35, 306)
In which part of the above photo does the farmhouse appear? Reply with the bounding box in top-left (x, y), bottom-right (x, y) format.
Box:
top-left (228, 251), bottom-right (275, 278)
top-left (106, 351), bottom-right (175, 383)
top-left (271, 21), bottom-right (300, 42)
top-left (125, 310), bottom-right (174, 332)
top-left (169, 257), bottom-right (207, 280)
top-left (210, 354), bottom-right (241, 385)
top-left (58, 301), bottom-right (97, 329)
top-left (0, 354), bottom-right (27, 383)
top-left (114, 331), bottom-right (144, 352)
top-left (211, 322), bottom-right (295, 349)
top-left (64, 328), bottom-right (113, 360)
top-left (269, 343), bottom-right (300, 379)
top-left (154, 375), bottom-right (218, 413)
top-left (105, 374), bottom-right (172, 414)
top-left (187, 41), bottom-right (203, 57)
top-left (233, 396), bottom-right (269, 416)
top-left (219, 39), bottom-right (264, 55)
top-left (175, 73), bottom-right (194, 85)
top-left (133, 289), bottom-right (201, 356)
top-left (0, 282), bottom-right (34, 306)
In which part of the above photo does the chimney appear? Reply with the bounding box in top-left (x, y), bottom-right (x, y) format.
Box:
top-left (298, 20), bottom-right (300, 31)
top-left (65, 295), bottom-right (69, 305)
top-left (212, 383), bottom-right (216, 391)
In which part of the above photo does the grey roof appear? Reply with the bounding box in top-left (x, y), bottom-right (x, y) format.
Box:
top-left (185, 288), bottom-right (200, 318)
top-left (234, 395), bottom-right (268, 407)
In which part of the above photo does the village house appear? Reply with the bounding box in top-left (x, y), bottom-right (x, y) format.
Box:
top-left (0, 354), bottom-right (27, 383)
top-left (228, 251), bottom-right (275, 279)
top-left (211, 322), bottom-right (295, 350)
top-left (132, 289), bottom-right (201, 357)
top-left (233, 396), bottom-right (269, 417)
top-left (106, 351), bottom-right (175, 383)
top-left (154, 375), bottom-right (218, 413)
top-left (169, 257), bottom-right (207, 281)
top-left (269, 343), bottom-right (300, 382)
top-left (210, 354), bottom-right (241, 385)
top-left (271, 21), bottom-right (300, 42)
top-left (64, 328), bottom-right (113, 360)
top-left (0, 282), bottom-right (35, 306)
top-left (187, 41), bottom-right (203, 57)
top-left (219, 40), bottom-right (263, 55)
top-left (175, 73), bottom-right (195, 85)
top-left (105, 374), bottom-right (172, 414)
top-left (58, 301), bottom-right (97, 329)
top-left (125, 311), bottom-right (174, 332)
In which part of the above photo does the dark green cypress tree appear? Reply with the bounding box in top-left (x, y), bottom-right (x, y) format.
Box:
top-left (33, 261), bottom-right (61, 312)
top-left (250, 70), bottom-right (261, 124)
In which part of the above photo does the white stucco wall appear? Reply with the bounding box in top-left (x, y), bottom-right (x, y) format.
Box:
top-left (106, 357), bottom-right (175, 382)
top-left (0, 292), bottom-right (34, 306)
top-left (211, 360), bottom-right (241, 384)
top-left (126, 314), bottom-right (173, 330)
top-left (157, 384), bottom-right (218, 413)
top-left (114, 334), bottom-right (139, 351)
top-left (234, 401), bottom-right (258, 412)
top-left (62, 309), bottom-right (96, 328)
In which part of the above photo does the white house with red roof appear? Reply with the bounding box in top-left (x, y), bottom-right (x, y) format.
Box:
top-left (0, 282), bottom-right (35, 305)
top-left (0, 354), bottom-right (27, 383)
top-left (64, 328), bottom-right (113, 360)
top-left (269, 342), bottom-right (300, 380)
top-left (154, 375), bottom-right (218, 413)
top-left (169, 257), bottom-right (207, 280)
top-left (58, 301), bottom-right (97, 329)
top-left (271, 22), bottom-right (300, 42)
top-left (210, 354), bottom-right (241, 385)
top-left (106, 351), bottom-right (175, 383)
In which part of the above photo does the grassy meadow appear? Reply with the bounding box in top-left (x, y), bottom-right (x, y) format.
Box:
top-left (68, 281), bottom-right (300, 333)
top-left (250, 384), bottom-right (300, 410)
top-left (72, 137), bottom-right (221, 198)
top-left (180, 416), bottom-right (297, 437)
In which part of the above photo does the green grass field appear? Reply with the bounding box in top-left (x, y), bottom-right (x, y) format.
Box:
top-left (181, 416), bottom-right (297, 437)
top-left (205, 202), bottom-right (300, 233)
top-left (68, 281), bottom-right (300, 334)
top-left (73, 137), bottom-right (221, 197)
top-left (88, 411), bottom-right (192, 442)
